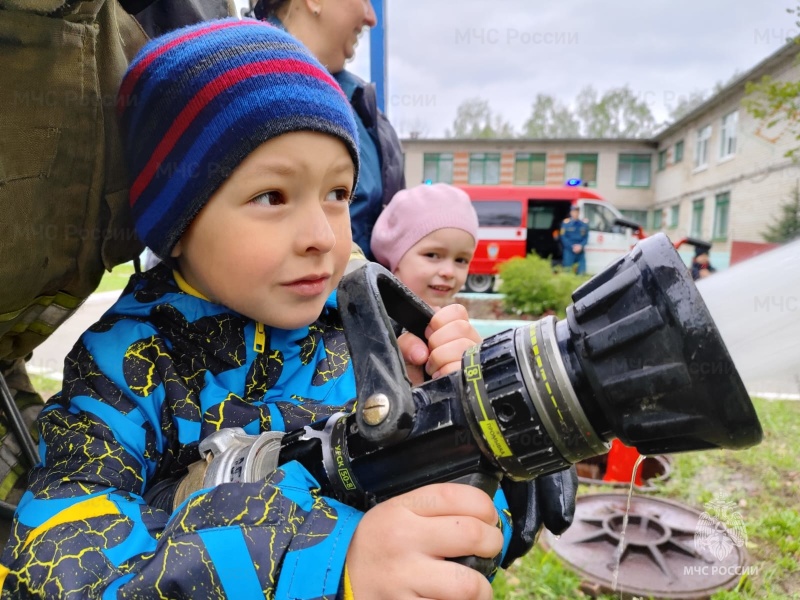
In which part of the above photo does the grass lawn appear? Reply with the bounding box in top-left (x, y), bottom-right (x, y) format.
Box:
top-left (94, 261), bottom-right (136, 294)
top-left (493, 397), bottom-right (800, 599)
top-left (28, 373), bottom-right (62, 400)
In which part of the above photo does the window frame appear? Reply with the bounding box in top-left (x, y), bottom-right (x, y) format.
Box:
top-left (422, 153), bottom-right (454, 184)
top-left (719, 111), bottom-right (738, 159)
top-left (691, 198), bottom-right (705, 238)
top-left (713, 192), bottom-right (730, 241)
top-left (619, 210), bottom-right (649, 228)
top-left (468, 152), bottom-right (502, 185)
top-left (651, 209), bottom-right (663, 230)
top-left (616, 154), bottom-right (652, 188)
top-left (472, 200), bottom-right (523, 227)
top-left (694, 125), bottom-right (711, 169)
top-left (674, 140), bottom-right (684, 163)
top-left (564, 153), bottom-right (599, 187)
top-left (513, 152), bottom-right (546, 185)
top-left (657, 149), bottom-right (667, 172)
top-left (669, 204), bottom-right (680, 229)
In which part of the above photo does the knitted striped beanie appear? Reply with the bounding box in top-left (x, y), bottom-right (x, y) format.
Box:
top-left (117, 18), bottom-right (360, 260)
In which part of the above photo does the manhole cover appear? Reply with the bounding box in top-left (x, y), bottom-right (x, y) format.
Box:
top-left (542, 493), bottom-right (750, 599)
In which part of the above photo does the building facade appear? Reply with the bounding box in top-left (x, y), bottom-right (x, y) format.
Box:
top-left (401, 42), bottom-right (800, 269)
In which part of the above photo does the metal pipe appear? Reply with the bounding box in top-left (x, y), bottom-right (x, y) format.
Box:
top-left (0, 372), bottom-right (39, 470)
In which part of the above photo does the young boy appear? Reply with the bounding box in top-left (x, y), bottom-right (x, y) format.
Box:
top-left (0, 20), bottom-right (505, 599)
top-left (371, 183), bottom-right (479, 308)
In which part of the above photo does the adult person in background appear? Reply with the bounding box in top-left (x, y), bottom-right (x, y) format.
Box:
top-left (252, 0), bottom-right (406, 259)
top-left (0, 0), bottom-right (232, 532)
top-left (560, 205), bottom-right (589, 275)
top-left (691, 247), bottom-right (717, 280)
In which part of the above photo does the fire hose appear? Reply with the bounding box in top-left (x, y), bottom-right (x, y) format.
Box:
top-left (151, 233), bottom-right (763, 574)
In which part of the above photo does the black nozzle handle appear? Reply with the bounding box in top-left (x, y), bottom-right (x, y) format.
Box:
top-left (448, 472), bottom-right (501, 578)
top-left (337, 262), bottom-right (434, 446)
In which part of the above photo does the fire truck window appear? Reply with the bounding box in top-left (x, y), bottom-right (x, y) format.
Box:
top-left (528, 206), bottom-right (555, 230)
top-left (583, 203), bottom-right (615, 233)
top-left (473, 201), bottom-right (522, 227)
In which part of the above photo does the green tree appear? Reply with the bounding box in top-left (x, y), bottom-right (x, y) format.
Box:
top-left (743, 4), bottom-right (800, 158)
top-left (522, 94), bottom-right (580, 138)
top-left (574, 85), bottom-right (657, 138)
top-left (446, 97), bottom-right (515, 138)
top-left (763, 183), bottom-right (800, 243)
top-left (667, 90), bottom-right (709, 122)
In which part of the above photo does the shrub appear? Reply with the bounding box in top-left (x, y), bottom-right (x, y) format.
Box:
top-left (498, 253), bottom-right (588, 318)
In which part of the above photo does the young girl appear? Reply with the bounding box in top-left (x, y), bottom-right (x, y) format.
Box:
top-left (371, 183), bottom-right (480, 308)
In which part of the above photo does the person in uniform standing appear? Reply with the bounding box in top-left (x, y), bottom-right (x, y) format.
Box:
top-left (560, 205), bottom-right (589, 275)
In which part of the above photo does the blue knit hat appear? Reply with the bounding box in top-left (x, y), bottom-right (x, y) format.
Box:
top-left (118, 18), bottom-right (360, 260)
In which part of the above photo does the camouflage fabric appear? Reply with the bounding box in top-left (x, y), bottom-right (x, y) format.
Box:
top-left (0, 0), bottom-right (147, 364)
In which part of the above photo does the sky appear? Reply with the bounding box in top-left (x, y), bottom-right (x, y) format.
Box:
top-left (337, 0), bottom-right (798, 138)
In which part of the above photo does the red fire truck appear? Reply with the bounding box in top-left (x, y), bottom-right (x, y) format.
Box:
top-left (458, 185), bottom-right (644, 292)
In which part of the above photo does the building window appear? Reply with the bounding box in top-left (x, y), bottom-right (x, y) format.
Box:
top-left (422, 153), bottom-right (453, 184)
top-left (713, 192), bottom-right (730, 240)
top-left (617, 154), bottom-right (652, 188)
top-left (651, 209), bottom-right (663, 230)
top-left (669, 204), bottom-right (680, 229)
top-left (514, 153), bottom-right (546, 185)
top-left (691, 198), bottom-right (705, 237)
top-left (674, 140), bottom-right (684, 163)
top-left (620, 210), bottom-right (648, 227)
top-left (720, 111), bottom-right (738, 158)
top-left (694, 125), bottom-right (711, 169)
top-left (657, 150), bottom-right (667, 171)
top-left (468, 153), bottom-right (501, 185)
top-left (565, 153), bottom-right (598, 187)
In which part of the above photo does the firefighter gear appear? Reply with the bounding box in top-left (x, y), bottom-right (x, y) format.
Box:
top-left (560, 216), bottom-right (589, 275)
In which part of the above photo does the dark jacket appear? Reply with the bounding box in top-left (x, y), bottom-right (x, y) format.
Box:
top-left (690, 260), bottom-right (716, 281)
top-left (334, 70), bottom-right (406, 259)
top-left (560, 217), bottom-right (589, 248)
top-left (0, 266), bottom-right (362, 598)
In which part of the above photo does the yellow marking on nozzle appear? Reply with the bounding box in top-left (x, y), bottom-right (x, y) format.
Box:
top-left (479, 420), bottom-right (514, 457)
top-left (466, 349), bottom-right (514, 458)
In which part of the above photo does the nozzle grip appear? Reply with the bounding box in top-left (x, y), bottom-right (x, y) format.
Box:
top-left (337, 262), bottom-right (434, 446)
top-left (448, 471), bottom-right (501, 579)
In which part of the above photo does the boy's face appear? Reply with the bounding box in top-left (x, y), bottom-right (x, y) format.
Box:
top-left (393, 228), bottom-right (476, 309)
top-left (172, 131), bottom-right (354, 330)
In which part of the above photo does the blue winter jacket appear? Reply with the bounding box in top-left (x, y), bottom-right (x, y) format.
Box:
top-left (0, 265), bottom-right (510, 599)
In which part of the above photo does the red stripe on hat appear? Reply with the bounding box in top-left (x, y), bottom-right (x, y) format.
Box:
top-left (130, 58), bottom-right (342, 206)
top-left (117, 20), bottom-right (242, 116)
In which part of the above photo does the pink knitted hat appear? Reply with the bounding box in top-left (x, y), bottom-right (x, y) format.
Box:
top-left (371, 183), bottom-right (479, 271)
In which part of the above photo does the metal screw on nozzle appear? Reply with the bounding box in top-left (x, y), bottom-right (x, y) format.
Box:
top-left (362, 393), bottom-right (391, 426)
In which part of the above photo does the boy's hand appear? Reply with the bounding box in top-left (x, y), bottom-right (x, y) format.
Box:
top-left (346, 483), bottom-right (503, 600)
top-left (397, 304), bottom-right (481, 384)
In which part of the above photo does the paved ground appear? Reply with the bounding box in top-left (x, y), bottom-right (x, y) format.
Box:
top-left (28, 291), bottom-right (122, 380)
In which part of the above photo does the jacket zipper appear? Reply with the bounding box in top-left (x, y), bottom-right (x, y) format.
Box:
top-left (254, 322), bottom-right (266, 353)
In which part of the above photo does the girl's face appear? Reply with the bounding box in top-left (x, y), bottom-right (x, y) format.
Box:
top-left (393, 228), bottom-right (476, 309)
